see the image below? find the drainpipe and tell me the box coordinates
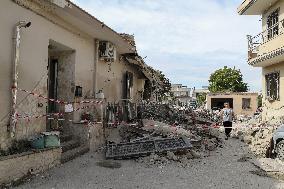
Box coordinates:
[10,21,31,138]
[93,39,99,96]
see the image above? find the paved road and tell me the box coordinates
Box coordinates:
[15,138,284,189]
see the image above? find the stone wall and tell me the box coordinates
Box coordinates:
[0,147,61,184]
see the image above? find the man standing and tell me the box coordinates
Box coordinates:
[220,102,234,140]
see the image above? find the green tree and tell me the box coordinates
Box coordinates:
[257,94,262,107]
[208,66,248,92]
[157,70,172,99]
[196,93,207,106]
[143,67,173,101]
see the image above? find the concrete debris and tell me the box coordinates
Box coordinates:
[135,149,198,168]
[251,158,284,173]
[142,119,200,140]
[204,138,219,151]
[166,151,178,161]
[136,153,170,167]
[194,108,221,124]
[189,149,201,159]
[105,103,223,165]
[138,102,194,125]
[232,115,279,157]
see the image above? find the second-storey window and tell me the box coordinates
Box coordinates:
[265,71,280,101]
[267,9,279,40]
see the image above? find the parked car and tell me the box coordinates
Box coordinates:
[266,125,284,160]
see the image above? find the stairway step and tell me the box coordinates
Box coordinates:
[60,134,73,143]
[61,140,80,153]
[61,145,89,163]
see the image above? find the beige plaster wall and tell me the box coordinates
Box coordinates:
[96,58,146,103]
[256,1,284,57]
[207,93,258,116]
[262,63,284,120]
[0,0,95,149]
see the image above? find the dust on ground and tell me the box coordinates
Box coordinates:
[13,138,284,189]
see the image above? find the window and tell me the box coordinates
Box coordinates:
[267,9,279,40]
[123,71,133,99]
[242,98,251,109]
[265,72,280,101]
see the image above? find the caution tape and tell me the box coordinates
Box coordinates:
[17,87,104,105]
[201,124,279,129]
[17,104,99,120]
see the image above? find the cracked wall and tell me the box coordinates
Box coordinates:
[97,58,146,103]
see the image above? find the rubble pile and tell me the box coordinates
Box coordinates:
[194,108,221,124]
[136,150,201,168]
[141,119,200,140]
[138,102,194,125]
[238,126,275,157]
[105,102,224,164]
[232,117,280,157]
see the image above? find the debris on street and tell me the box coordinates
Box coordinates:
[105,102,224,165]
[105,137,192,159]
[231,114,283,157]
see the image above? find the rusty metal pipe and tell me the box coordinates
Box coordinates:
[10,21,31,137]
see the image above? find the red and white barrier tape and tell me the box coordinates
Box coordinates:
[16,102,100,121]
[17,87,104,105]
[200,124,279,129]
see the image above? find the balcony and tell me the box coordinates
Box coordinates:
[238,0,278,15]
[247,19,284,67]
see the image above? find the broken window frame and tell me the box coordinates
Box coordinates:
[265,71,280,101]
[267,8,280,40]
[123,71,134,100]
[242,98,251,110]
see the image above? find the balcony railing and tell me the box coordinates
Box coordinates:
[247,19,284,60]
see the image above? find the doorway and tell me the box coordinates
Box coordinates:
[211,98,234,110]
[47,59,58,130]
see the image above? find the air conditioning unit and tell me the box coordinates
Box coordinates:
[99,41,116,61]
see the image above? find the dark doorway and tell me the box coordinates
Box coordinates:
[211,98,233,110]
[123,71,133,99]
[47,59,58,130]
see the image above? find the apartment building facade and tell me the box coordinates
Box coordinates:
[171,84,192,105]
[238,0,284,120]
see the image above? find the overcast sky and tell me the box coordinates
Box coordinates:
[72,0,262,91]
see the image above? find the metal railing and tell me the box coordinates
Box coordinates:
[247,19,284,55]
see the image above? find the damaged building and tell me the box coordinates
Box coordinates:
[206,92,258,116]
[171,84,192,106]
[238,0,284,120]
[0,0,159,182]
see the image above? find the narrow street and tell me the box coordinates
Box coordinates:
[15,139,284,189]
[2,0,284,188]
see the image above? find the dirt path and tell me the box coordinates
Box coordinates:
[14,138,284,189]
